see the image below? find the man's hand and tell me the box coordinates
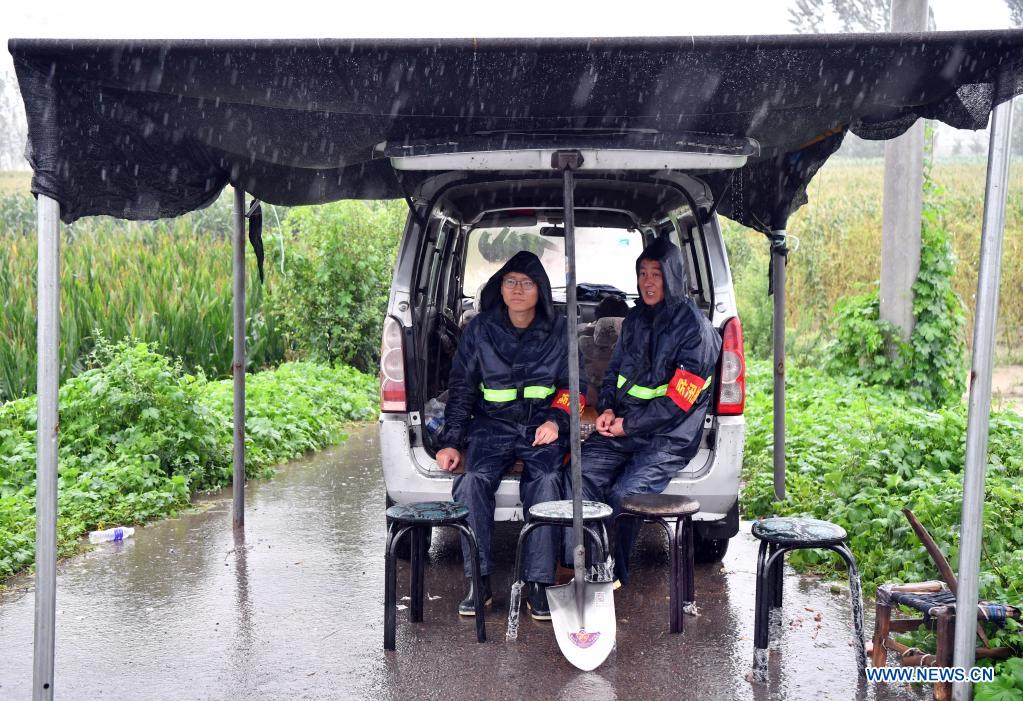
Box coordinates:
[595,409,617,436]
[435,447,462,472]
[608,418,626,437]
[533,420,559,446]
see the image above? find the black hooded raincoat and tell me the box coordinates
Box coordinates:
[437,251,586,450]
[600,237,721,452]
[438,250,585,584]
[570,238,722,584]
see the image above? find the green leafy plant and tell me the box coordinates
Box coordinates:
[741,359,1023,694]
[264,200,405,372]
[0,338,376,580]
[824,172,967,408]
[976,654,1023,701]
[0,192,287,401]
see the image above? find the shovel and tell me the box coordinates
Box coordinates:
[545,150,616,670]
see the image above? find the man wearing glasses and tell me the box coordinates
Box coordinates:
[435,250,585,621]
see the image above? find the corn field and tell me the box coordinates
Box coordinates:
[724,160,1023,361]
[0,196,287,401]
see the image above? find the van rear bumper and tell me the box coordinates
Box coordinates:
[379,414,744,524]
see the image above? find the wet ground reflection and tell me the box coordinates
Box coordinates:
[0,424,927,700]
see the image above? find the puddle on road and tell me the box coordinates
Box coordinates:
[1,424,928,700]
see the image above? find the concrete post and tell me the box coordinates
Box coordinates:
[880,0,928,341]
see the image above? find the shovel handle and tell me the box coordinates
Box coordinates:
[556,151,587,621]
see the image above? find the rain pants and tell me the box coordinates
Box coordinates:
[437,251,586,584]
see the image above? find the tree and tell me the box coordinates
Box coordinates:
[833,0,892,32]
[1007,0,1023,27]
[788,0,828,33]
[788,0,935,34]
[0,70,29,171]
[1008,0,1023,157]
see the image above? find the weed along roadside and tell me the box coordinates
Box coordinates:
[0,338,377,581]
[740,360,1023,697]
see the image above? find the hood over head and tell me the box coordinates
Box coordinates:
[635,238,690,307]
[479,250,556,321]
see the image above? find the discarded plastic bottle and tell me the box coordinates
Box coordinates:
[424,398,446,437]
[88,527,135,544]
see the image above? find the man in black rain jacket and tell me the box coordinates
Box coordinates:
[571,238,721,585]
[435,250,586,619]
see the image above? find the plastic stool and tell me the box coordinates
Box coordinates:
[505,499,613,638]
[384,501,486,650]
[751,516,866,681]
[616,493,700,634]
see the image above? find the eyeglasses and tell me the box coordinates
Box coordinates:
[502,277,537,291]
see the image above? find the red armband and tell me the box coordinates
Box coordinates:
[551,389,587,414]
[665,368,709,412]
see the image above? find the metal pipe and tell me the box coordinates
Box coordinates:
[33,194,60,701]
[771,231,787,501]
[562,162,585,622]
[232,187,246,530]
[951,98,1013,701]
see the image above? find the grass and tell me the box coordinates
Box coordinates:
[0,339,378,581]
[0,172,30,196]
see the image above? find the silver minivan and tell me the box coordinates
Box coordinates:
[378,136,748,562]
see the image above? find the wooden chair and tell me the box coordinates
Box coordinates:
[870,509,1020,701]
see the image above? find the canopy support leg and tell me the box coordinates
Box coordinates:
[33,194,60,701]
[232,187,246,530]
[770,230,787,501]
[951,99,1014,701]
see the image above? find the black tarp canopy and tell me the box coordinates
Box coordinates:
[8,32,1023,230]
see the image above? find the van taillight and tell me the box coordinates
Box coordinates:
[380,317,407,412]
[716,316,745,415]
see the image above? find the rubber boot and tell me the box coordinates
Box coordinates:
[527,581,551,621]
[458,575,492,616]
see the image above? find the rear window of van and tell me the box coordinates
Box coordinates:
[462,226,643,300]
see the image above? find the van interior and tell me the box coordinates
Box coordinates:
[406,173,720,454]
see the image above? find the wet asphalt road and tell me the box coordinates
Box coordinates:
[0,424,929,700]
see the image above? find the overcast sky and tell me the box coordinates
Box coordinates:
[3,0,1014,77]
[3,0,1014,42]
[1,0,1016,164]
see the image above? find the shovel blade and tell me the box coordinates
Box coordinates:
[547,579,616,671]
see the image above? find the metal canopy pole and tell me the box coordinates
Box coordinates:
[951,98,1014,701]
[232,187,246,530]
[770,231,787,501]
[33,194,61,701]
